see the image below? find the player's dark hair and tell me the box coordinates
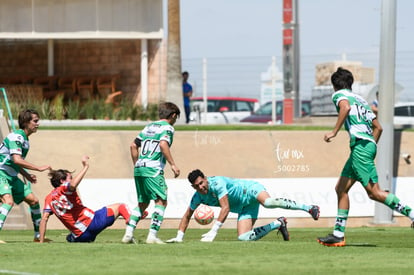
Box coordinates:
[188,169,205,184]
[18,109,39,129]
[48,169,73,188]
[159,102,181,119]
[331,67,354,91]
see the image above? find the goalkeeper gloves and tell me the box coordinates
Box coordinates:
[200,221,223,242]
[166,230,184,243]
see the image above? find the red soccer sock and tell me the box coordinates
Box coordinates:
[118,204,131,221]
[107,207,115,217]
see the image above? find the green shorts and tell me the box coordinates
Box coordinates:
[238,202,260,221]
[134,174,168,204]
[237,183,265,221]
[0,170,32,204]
[341,139,378,187]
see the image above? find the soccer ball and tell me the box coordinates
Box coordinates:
[194,204,214,225]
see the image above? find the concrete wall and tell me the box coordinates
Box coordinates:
[27,129,353,181]
[28,129,414,180]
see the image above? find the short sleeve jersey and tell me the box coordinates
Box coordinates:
[0,129,29,177]
[183,82,193,106]
[332,89,377,147]
[134,120,175,177]
[189,176,259,214]
[43,182,95,237]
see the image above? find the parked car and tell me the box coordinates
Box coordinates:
[240,100,311,124]
[189,96,259,124]
[240,101,283,124]
[394,102,414,125]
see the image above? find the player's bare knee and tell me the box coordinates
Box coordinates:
[334,186,346,195]
[367,191,385,202]
[27,198,39,206]
[335,189,348,198]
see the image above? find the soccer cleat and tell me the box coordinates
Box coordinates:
[146,236,166,244]
[309,205,320,220]
[33,237,53,243]
[411,221,414,229]
[121,234,137,244]
[277,217,290,241]
[0,239,6,244]
[317,234,345,247]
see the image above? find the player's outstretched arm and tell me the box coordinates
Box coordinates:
[38,212,51,243]
[12,154,51,172]
[200,196,229,242]
[69,156,90,191]
[166,207,193,243]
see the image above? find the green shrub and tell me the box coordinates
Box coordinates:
[40,100,52,120]
[3,97,159,121]
[65,100,81,120]
[51,94,65,120]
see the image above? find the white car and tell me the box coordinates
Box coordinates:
[394,102,414,125]
[189,96,259,124]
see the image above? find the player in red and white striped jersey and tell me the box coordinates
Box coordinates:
[39,156,131,243]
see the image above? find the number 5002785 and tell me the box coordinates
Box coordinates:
[275,164,310,173]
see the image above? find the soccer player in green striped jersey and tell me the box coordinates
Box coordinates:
[0,109,52,243]
[317,67,414,247]
[122,102,181,244]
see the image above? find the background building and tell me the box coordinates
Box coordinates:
[311,57,377,115]
[0,0,166,106]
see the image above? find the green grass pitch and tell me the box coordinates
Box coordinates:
[0,227,413,275]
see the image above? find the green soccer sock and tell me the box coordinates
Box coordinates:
[333,209,349,238]
[238,221,279,241]
[264,197,310,212]
[0,204,12,230]
[30,203,41,234]
[125,207,142,235]
[149,205,165,236]
[384,193,414,218]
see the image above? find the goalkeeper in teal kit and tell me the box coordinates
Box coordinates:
[167,169,320,242]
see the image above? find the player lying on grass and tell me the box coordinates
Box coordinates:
[167,169,320,243]
[38,156,131,243]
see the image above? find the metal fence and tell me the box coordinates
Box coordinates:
[182,50,414,106]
